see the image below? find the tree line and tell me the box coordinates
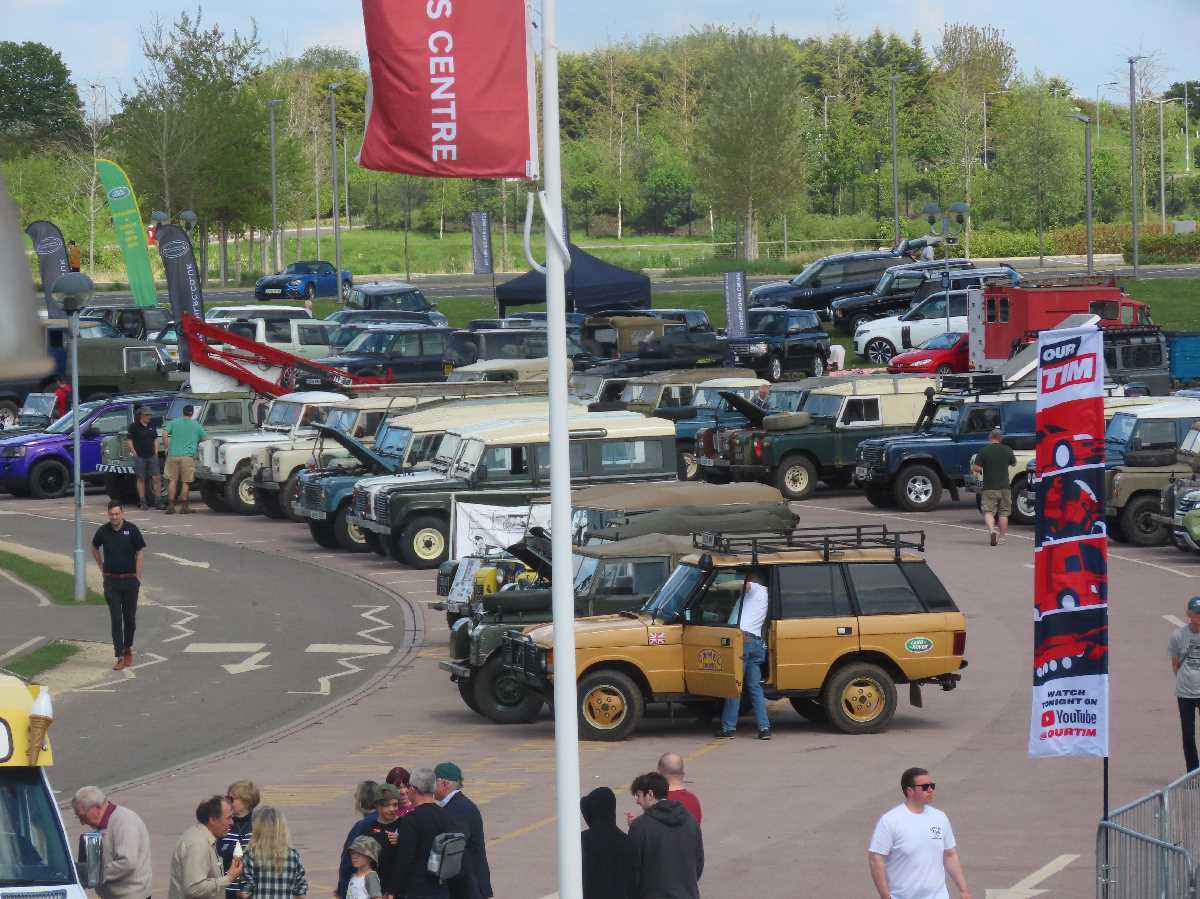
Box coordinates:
[2,14,1197,275]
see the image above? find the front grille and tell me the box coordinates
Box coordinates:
[715,431,731,455]
[502,635,544,679]
[303,482,323,509]
[373,492,390,523]
[859,444,884,466]
[728,341,753,355]
[353,490,369,518]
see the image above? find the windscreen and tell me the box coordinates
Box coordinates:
[802,393,843,418]
[693,387,755,409]
[619,383,658,404]
[0,768,75,887]
[643,563,704,618]
[747,310,788,335]
[165,397,196,421]
[374,426,413,458]
[929,404,960,431]
[790,259,820,287]
[573,556,600,593]
[18,395,56,417]
[570,374,603,400]
[286,262,320,275]
[434,433,463,469]
[343,331,399,355]
[264,402,303,429]
[46,401,104,434]
[323,408,359,435]
[767,390,806,412]
[78,321,122,339]
[1106,413,1136,447]
[920,332,963,350]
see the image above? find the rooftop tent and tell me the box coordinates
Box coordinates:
[495,243,651,316]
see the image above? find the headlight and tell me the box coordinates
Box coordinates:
[2,446,26,458]
[1111,473,1121,490]
[218,445,228,463]
[288,279,302,287]
[543,649,554,673]
[834,308,844,318]
[911,358,932,367]
[749,342,768,355]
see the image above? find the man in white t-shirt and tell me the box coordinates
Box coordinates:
[716,568,772,739]
[867,767,970,899]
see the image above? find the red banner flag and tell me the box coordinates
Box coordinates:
[360,0,538,179]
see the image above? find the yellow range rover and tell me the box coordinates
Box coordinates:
[502,525,967,741]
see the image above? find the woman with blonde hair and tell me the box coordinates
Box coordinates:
[239,806,308,899]
[221,781,261,899]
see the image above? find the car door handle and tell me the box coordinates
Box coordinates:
[720,637,731,646]
[836,626,853,636]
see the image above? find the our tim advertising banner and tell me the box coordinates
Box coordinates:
[359,0,539,179]
[1030,325,1109,759]
[155,224,203,367]
[25,220,68,317]
[96,160,157,307]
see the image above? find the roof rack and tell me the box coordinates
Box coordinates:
[694,524,926,563]
[1005,273,1122,289]
[937,372,1004,394]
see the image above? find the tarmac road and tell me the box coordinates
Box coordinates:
[7,485,1193,897]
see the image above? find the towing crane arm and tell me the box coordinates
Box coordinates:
[180,313,384,397]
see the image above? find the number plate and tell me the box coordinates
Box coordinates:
[266,288,282,295]
[699,456,714,466]
[855,466,867,480]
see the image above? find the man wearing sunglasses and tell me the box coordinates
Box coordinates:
[868,767,970,899]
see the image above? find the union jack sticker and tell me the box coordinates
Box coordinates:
[649,631,666,645]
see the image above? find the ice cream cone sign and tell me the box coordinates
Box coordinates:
[25,687,53,765]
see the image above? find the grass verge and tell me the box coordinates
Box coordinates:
[4,641,81,680]
[0,549,105,605]
[1124,279,1200,331]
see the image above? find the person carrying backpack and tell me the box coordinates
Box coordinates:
[384,768,462,899]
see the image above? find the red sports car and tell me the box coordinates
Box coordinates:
[886,332,969,375]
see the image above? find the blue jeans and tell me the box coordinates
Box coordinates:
[721,634,770,733]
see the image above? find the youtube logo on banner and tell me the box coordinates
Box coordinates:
[359,0,539,180]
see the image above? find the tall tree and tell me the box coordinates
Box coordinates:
[694,29,813,259]
[0,41,84,155]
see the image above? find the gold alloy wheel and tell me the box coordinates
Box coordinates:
[582,684,627,729]
[413,526,445,561]
[840,676,885,723]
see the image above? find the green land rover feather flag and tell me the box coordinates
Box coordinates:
[96,159,157,307]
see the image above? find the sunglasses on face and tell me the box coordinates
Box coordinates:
[911,783,936,792]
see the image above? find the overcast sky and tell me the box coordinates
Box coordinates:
[5,0,1196,106]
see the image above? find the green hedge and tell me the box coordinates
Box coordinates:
[966,230,1044,258]
[1122,232,1200,263]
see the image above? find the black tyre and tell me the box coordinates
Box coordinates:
[865,486,897,508]
[200,480,231,513]
[341,279,352,301]
[399,515,449,568]
[577,668,644,742]
[447,611,463,629]
[457,677,482,715]
[789,697,828,724]
[304,283,316,300]
[767,353,784,382]
[1107,516,1127,543]
[865,337,897,364]
[255,489,286,519]
[1120,494,1170,547]
[307,519,340,549]
[775,454,819,501]
[225,466,258,515]
[823,662,898,735]
[935,364,954,375]
[894,463,942,512]
[850,314,871,334]
[810,353,826,377]
[103,473,139,505]
[676,441,698,481]
[29,459,69,499]
[473,654,544,724]
[1010,475,1036,526]
[364,530,388,557]
[279,471,304,522]
[334,504,369,552]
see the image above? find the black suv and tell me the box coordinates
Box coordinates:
[79,304,173,340]
[828,260,978,334]
[340,282,449,326]
[317,324,454,381]
[747,245,920,316]
[728,308,830,381]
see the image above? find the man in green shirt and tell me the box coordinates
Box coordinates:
[972,427,1016,546]
[162,405,207,514]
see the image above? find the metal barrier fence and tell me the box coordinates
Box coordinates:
[1099,770,1200,896]
[1096,823,1196,898]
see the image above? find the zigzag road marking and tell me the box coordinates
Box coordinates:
[291,607,395,696]
[161,605,199,643]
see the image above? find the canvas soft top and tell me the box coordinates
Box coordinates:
[569,481,782,513]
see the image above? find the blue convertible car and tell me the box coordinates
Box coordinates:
[255,260,353,301]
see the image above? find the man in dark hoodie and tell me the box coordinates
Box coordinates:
[627,773,703,899]
[580,787,635,899]
[385,768,454,899]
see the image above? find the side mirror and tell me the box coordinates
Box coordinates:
[82,427,99,439]
[77,831,102,888]
[681,608,694,624]
[787,325,802,335]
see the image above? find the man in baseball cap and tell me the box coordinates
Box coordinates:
[1169,597,1200,773]
[434,764,492,899]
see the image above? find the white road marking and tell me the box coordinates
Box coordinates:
[185,642,267,653]
[0,636,45,662]
[1165,614,1187,627]
[154,552,210,569]
[984,852,1079,898]
[0,569,51,606]
[1023,563,1035,569]
[305,643,392,655]
[161,605,199,643]
[222,651,272,674]
[74,651,168,692]
[353,604,394,645]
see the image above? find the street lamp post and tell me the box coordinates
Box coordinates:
[1073,113,1095,274]
[890,75,901,245]
[328,84,342,300]
[1152,97,1184,231]
[983,90,1010,171]
[267,99,284,271]
[921,202,969,335]
[51,272,95,602]
[1096,81,1119,141]
[311,127,321,259]
[1186,81,1192,174]
[1129,56,1144,279]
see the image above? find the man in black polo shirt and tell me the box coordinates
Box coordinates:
[127,407,161,510]
[91,501,147,671]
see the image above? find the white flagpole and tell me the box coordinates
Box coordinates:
[541,0,583,895]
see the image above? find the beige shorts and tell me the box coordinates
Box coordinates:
[164,456,195,483]
[981,488,1012,517]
